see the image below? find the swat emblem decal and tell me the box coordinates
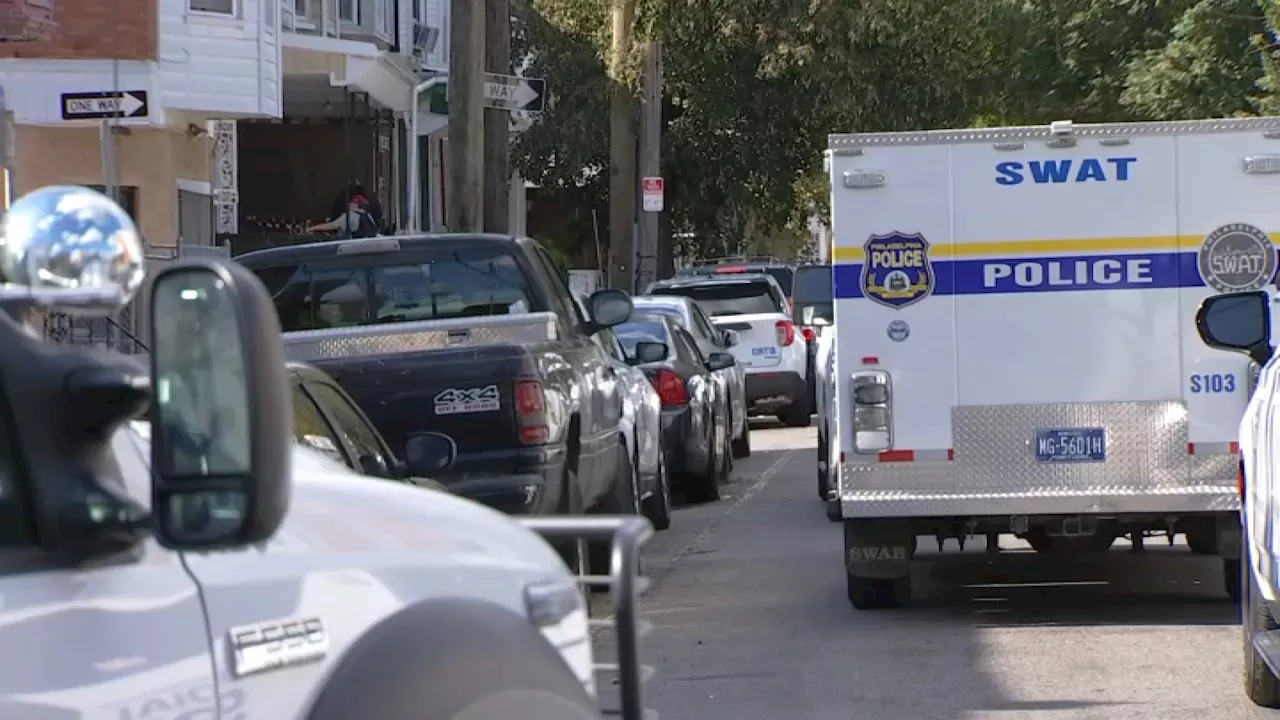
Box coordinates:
[861,232,934,309]
[1198,223,1276,293]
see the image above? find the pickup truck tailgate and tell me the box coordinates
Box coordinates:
[283,314,556,474]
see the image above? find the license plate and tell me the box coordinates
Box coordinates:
[1033,428,1106,463]
[751,346,778,357]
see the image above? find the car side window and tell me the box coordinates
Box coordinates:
[291,384,348,465]
[531,246,587,327]
[595,328,627,362]
[673,326,706,365]
[691,306,721,345]
[306,381,394,474]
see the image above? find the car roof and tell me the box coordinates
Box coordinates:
[235,233,530,266]
[650,272,777,288]
[634,295,694,311]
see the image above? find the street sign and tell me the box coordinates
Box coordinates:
[61,90,149,121]
[482,73,546,113]
[642,176,664,213]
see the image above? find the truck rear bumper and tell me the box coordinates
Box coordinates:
[838,400,1241,518]
[745,371,805,412]
[445,445,569,515]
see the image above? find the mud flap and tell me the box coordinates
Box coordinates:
[844,519,913,579]
[1218,514,1242,560]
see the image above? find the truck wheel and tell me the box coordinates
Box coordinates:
[778,395,811,427]
[817,429,829,499]
[732,422,751,458]
[304,599,599,720]
[1226,556,1243,604]
[846,572,912,610]
[825,499,842,523]
[641,449,672,531]
[1187,529,1219,555]
[1243,554,1280,707]
[589,442,639,575]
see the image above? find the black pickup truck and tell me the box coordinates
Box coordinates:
[236,234,639,531]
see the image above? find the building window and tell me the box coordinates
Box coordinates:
[337,0,357,23]
[410,0,420,21]
[189,0,235,15]
[293,0,309,21]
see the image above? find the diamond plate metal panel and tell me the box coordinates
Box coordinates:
[838,401,1239,518]
[952,401,1185,492]
[828,117,1280,150]
[283,312,558,363]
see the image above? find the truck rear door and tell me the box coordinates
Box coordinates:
[949,129,1187,504]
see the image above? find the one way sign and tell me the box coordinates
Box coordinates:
[482,74,546,113]
[61,90,149,121]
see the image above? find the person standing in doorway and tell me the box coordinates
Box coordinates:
[307,192,380,239]
[329,181,384,231]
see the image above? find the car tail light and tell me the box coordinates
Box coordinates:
[515,379,549,444]
[775,320,796,347]
[650,369,689,406]
[801,326,816,343]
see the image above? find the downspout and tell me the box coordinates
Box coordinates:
[408,75,447,233]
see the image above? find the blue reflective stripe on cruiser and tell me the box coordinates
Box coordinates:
[832,251,1270,298]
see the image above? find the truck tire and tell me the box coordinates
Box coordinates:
[732,422,751,458]
[640,448,672,531]
[847,572,912,610]
[817,428,829,499]
[1187,528,1218,555]
[589,441,639,575]
[1243,554,1280,708]
[305,599,599,720]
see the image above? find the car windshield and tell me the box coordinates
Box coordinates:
[650,282,778,317]
[703,266,793,295]
[616,319,670,356]
[792,265,833,323]
[633,302,686,327]
[248,247,534,331]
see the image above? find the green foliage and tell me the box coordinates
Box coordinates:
[511,0,1280,263]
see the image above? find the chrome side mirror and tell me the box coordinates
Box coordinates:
[0,185,145,314]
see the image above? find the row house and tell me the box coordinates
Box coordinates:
[0,0,450,250]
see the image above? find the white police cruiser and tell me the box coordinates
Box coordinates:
[825,117,1280,609]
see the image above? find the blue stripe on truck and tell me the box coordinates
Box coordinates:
[832,250,1257,299]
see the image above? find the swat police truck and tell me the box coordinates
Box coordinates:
[826,118,1280,609]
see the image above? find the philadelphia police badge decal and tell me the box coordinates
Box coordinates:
[861,232,934,309]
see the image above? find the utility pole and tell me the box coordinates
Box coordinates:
[448,0,485,232]
[607,0,638,292]
[636,41,661,290]
[482,0,512,233]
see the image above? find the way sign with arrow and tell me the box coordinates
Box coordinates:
[61,90,149,121]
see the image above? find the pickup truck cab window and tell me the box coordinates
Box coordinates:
[528,246,585,327]
[253,247,536,332]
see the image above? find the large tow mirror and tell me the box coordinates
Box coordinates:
[587,288,633,329]
[1195,291,1274,366]
[149,259,292,550]
[405,432,457,477]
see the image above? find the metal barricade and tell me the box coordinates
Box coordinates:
[519,516,656,720]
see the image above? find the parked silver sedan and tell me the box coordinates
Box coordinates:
[633,295,750,457]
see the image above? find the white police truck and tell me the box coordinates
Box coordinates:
[827,117,1280,609]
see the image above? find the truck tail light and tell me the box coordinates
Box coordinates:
[850,370,892,453]
[515,379,549,444]
[775,320,796,347]
[650,369,689,406]
[801,326,816,344]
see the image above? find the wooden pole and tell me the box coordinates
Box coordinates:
[607,0,638,291]
[447,0,485,231]
[483,0,511,233]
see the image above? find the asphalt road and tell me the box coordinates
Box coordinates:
[596,420,1280,720]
